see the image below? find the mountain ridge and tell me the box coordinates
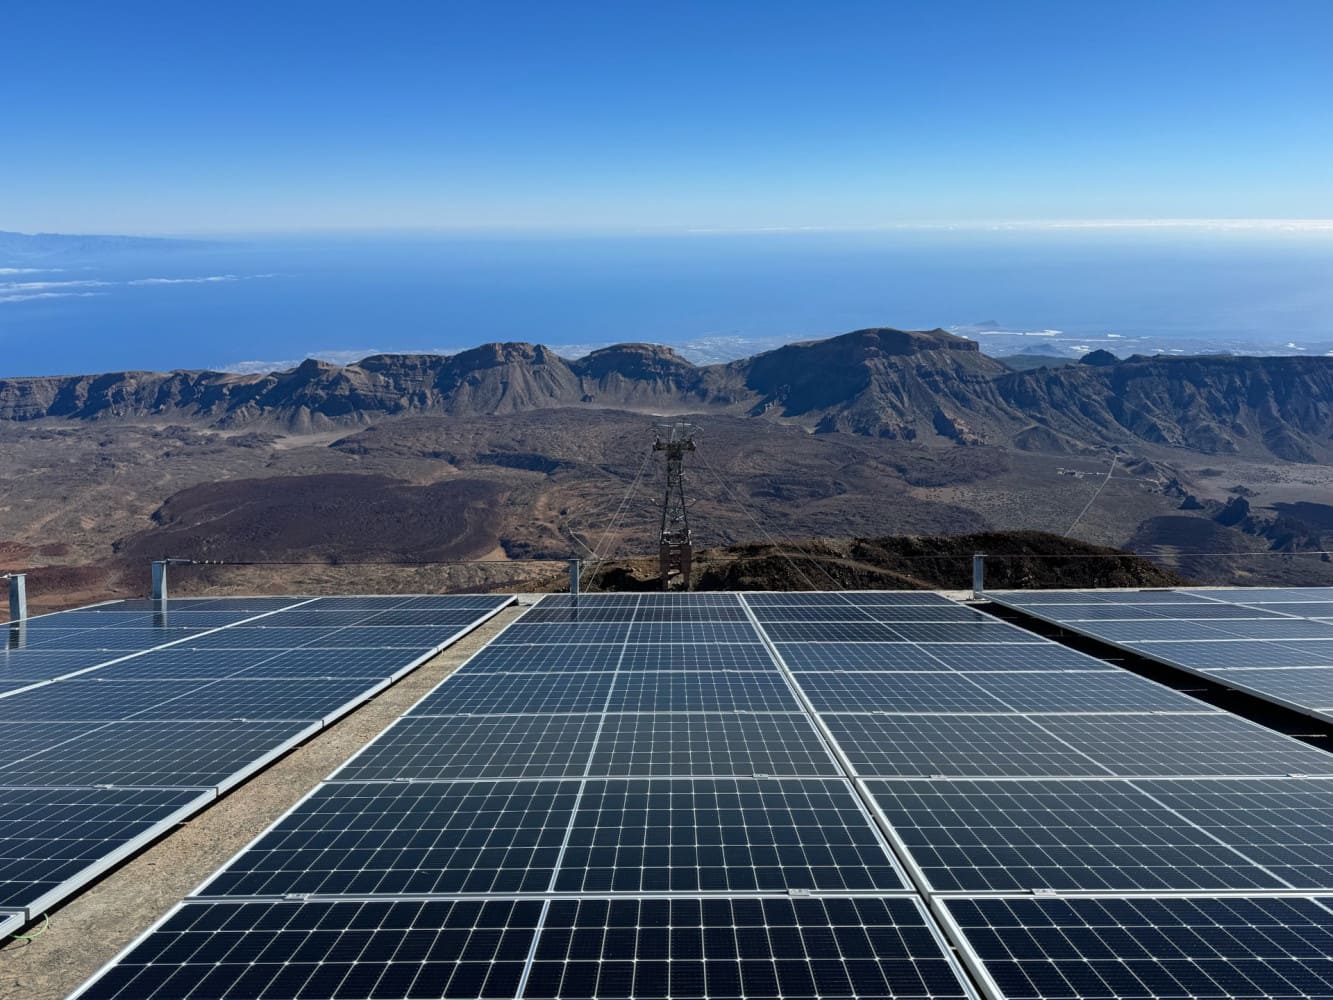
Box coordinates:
[1,326,1331,461]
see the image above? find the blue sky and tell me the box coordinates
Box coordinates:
[5,0,1332,234]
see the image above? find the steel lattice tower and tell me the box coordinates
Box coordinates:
[652,422,697,591]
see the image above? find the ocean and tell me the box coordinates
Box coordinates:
[1,229,1331,377]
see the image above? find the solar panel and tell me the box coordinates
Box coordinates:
[0,719,320,790]
[775,642,951,671]
[0,678,206,721]
[626,622,761,644]
[201,780,579,897]
[0,785,212,914]
[528,896,973,1000]
[1034,713,1333,777]
[1136,778,1333,889]
[919,643,1120,672]
[605,672,803,713]
[586,712,839,777]
[821,713,1112,778]
[617,643,776,671]
[410,671,616,715]
[942,895,1333,1000]
[761,622,903,643]
[1200,667,1333,707]
[552,777,908,893]
[72,897,545,1000]
[990,589,1333,727]
[792,672,1013,713]
[1124,638,1333,669]
[864,778,1286,892]
[461,643,626,673]
[336,713,602,781]
[498,623,634,645]
[960,671,1213,713]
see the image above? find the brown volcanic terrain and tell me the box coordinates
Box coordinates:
[1,326,1332,606]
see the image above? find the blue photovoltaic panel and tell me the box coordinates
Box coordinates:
[526,896,972,1000]
[586,712,839,777]
[0,719,320,789]
[73,897,545,1000]
[202,780,579,897]
[0,679,207,721]
[792,671,1013,713]
[552,777,908,893]
[336,713,603,781]
[1134,778,1333,889]
[605,672,802,713]
[959,670,1213,713]
[1034,713,1333,777]
[0,785,211,913]
[460,643,626,673]
[943,895,1333,1000]
[821,713,1113,778]
[864,778,1286,892]
[991,588,1333,727]
[498,623,634,645]
[410,671,616,715]
[776,642,951,671]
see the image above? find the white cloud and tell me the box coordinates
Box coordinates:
[128,274,242,286]
[0,267,61,275]
[0,279,115,303]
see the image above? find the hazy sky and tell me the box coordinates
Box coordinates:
[6,1,1332,234]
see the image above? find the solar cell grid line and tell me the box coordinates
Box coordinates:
[990,589,1333,727]
[0,678,210,722]
[959,671,1217,714]
[0,718,324,791]
[915,644,1117,672]
[333,713,604,781]
[497,622,634,645]
[820,713,1116,779]
[626,621,764,644]
[1186,666,1333,708]
[70,896,548,1000]
[0,785,215,918]
[458,643,627,673]
[410,671,617,716]
[0,721,112,760]
[1120,638,1333,669]
[861,777,1292,894]
[616,643,777,671]
[775,642,956,671]
[794,671,1014,714]
[604,671,804,713]
[1029,712,1333,778]
[551,776,910,893]
[1185,586,1333,604]
[937,894,1333,1000]
[197,778,585,898]
[1133,777,1333,890]
[525,895,976,1000]
[128,675,400,725]
[0,596,319,694]
[585,711,841,778]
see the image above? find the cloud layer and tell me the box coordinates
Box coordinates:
[0,273,274,304]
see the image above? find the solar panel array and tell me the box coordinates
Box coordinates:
[753,591,1333,999]
[0,593,512,936]
[989,587,1333,729]
[74,588,1333,1000]
[74,592,976,1000]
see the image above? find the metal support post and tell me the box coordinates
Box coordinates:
[972,553,986,597]
[5,574,26,622]
[152,561,168,602]
[568,558,581,597]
